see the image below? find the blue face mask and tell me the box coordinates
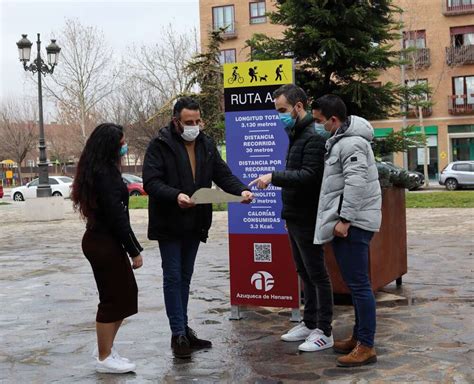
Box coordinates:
[119,143,128,157]
[278,111,296,132]
[314,123,331,139]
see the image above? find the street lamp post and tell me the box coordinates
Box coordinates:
[16,34,60,198]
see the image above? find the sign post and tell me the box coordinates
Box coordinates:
[223,59,300,321]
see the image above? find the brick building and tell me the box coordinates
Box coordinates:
[199,0,474,178]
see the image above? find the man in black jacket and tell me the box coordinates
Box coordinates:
[143,97,253,359]
[250,85,333,352]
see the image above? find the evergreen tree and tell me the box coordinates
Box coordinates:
[247,0,402,119]
[186,29,225,143]
[372,125,426,159]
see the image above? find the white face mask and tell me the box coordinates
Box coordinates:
[181,125,200,142]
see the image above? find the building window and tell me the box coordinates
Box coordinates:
[452,138,474,161]
[447,0,474,10]
[249,1,266,24]
[451,25,474,47]
[213,5,235,33]
[219,49,236,64]
[449,125,474,161]
[448,0,474,5]
[405,79,430,114]
[453,75,474,105]
[403,30,426,49]
[408,135,439,180]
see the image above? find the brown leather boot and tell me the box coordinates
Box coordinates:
[333,336,358,354]
[336,342,377,367]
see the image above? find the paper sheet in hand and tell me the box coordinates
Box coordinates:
[191,188,243,204]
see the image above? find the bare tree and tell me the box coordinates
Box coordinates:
[129,24,198,101]
[46,123,81,172]
[101,78,172,164]
[43,19,118,141]
[126,101,173,163]
[0,98,38,184]
[97,25,197,164]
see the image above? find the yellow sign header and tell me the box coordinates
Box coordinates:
[223,59,294,89]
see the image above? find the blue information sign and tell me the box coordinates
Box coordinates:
[225,109,288,235]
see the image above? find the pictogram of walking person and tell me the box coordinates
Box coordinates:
[275,64,285,81]
[249,66,258,83]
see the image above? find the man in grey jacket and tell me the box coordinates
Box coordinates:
[250,85,334,353]
[312,95,382,368]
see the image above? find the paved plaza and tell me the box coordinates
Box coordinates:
[0,201,473,383]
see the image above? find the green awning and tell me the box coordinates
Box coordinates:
[406,125,438,136]
[374,126,437,138]
[374,128,393,138]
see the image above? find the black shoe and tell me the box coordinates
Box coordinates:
[171,335,192,359]
[186,326,212,349]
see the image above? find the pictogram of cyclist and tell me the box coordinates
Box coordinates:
[228,66,244,84]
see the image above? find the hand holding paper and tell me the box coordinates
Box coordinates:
[177,193,196,209]
[191,188,253,204]
[240,190,253,204]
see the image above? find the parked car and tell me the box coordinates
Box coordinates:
[439,161,474,190]
[376,161,425,191]
[122,173,146,196]
[11,176,73,201]
[0,185,3,199]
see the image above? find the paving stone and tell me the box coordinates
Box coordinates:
[0,203,473,382]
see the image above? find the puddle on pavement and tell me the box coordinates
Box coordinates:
[205,307,229,314]
[18,350,51,366]
[201,320,221,325]
[194,296,224,303]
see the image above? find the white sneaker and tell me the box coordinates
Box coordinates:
[92,345,130,362]
[281,323,313,342]
[298,328,334,352]
[95,354,136,374]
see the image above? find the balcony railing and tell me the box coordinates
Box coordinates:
[404,48,431,68]
[446,45,474,66]
[213,22,237,39]
[406,106,433,118]
[448,94,474,115]
[443,0,474,15]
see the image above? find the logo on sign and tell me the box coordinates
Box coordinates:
[251,271,274,292]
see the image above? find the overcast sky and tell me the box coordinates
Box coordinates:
[0,0,200,120]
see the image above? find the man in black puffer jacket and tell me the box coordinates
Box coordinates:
[250,85,333,353]
[143,97,253,359]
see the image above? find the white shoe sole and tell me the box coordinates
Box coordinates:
[92,347,130,363]
[96,365,135,374]
[298,342,334,352]
[281,334,311,342]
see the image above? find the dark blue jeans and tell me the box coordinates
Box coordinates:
[159,237,201,336]
[332,226,376,347]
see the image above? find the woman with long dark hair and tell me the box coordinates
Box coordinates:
[72,123,143,374]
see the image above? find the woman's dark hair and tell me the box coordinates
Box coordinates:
[72,123,124,218]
